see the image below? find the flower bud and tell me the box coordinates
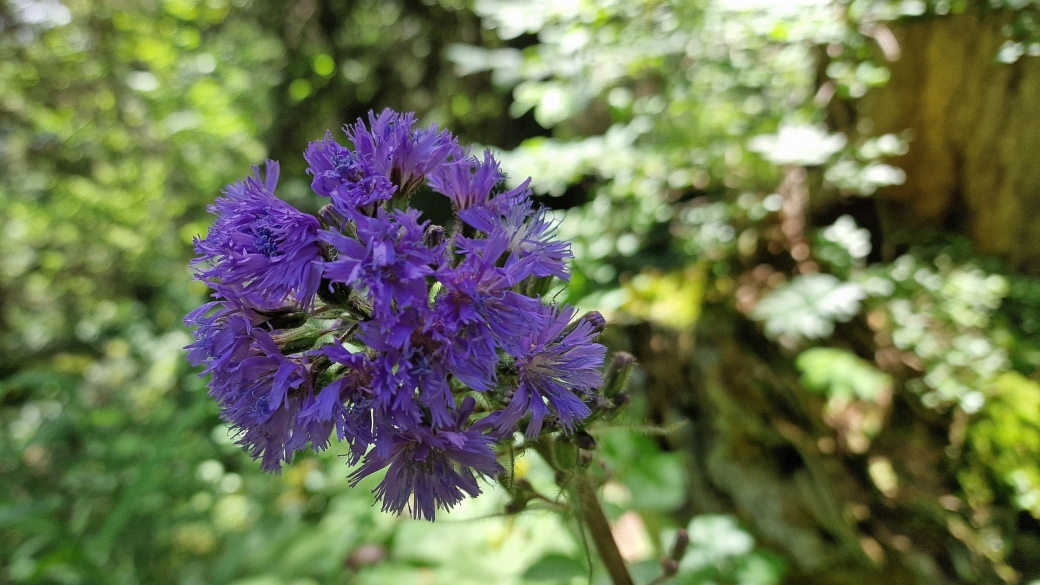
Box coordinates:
[272,323,325,354]
[318,204,345,230]
[602,351,635,399]
[574,430,597,451]
[583,311,606,335]
[423,224,445,249]
[564,310,606,338]
[523,274,556,297]
[318,279,353,307]
[256,307,308,330]
[659,558,679,577]
[670,529,690,562]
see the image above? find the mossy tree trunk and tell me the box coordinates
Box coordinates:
[848,9,1040,271]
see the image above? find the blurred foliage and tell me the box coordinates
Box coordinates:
[0,0,713,583]
[7,0,1040,583]
[751,273,865,339]
[1,0,282,580]
[965,373,1040,518]
[796,348,892,401]
[668,515,784,585]
[456,0,1040,582]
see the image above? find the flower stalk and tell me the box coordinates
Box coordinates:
[529,432,635,585]
[574,472,635,585]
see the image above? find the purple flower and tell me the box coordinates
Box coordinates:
[186,109,610,521]
[435,231,546,362]
[459,187,572,282]
[184,300,254,376]
[490,305,606,438]
[351,397,500,520]
[357,308,463,429]
[320,208,443,320]
[193,161,323,307]
[304,132,396,215]
[297,343,377,465]
[427,150,502,211]
[345,109,460,195]
[185,297,324,472]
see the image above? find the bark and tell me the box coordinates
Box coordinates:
[848,9,1040,271]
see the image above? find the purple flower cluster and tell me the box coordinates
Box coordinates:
[186,110,606,520]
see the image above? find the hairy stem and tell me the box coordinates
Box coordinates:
[530,437,634,585]
[573,471,635,585]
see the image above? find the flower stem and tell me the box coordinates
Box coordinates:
[530,437,634,585]
[573,471,635,585]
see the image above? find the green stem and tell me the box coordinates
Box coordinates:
[573,472,635,585]
[530,437,634,585]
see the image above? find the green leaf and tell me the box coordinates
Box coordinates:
[599,432,687,512]
[734,552,785,585]
[522,554,587,581]
[751,274,865,339]
[795,348,892,400]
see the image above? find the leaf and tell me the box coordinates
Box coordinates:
[751,274,865,339]
[522,554,587,581]
[598,432,687,512]
[686,515,754,560]
[796,348,892,400]
[625,452,687,512]
[678,515,760,575]
[747,124,846,166]
[734,552,785,585]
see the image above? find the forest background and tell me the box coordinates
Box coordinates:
[5,0,1040,583]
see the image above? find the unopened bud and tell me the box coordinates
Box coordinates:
[574,430,597,451]
[602,352,635,399]
[582,311,606,335]
[423,225,445,249]
[670,529,690,562]
[563,311,606,338]
[256,307,308,330]
[659,557,679,576]
[318,279,353,307]
[318,204,346,231]
[272,324,323,354]
[504,499,527,515]
[524,274,555,297]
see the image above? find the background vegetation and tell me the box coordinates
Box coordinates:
[4,0,1040,583]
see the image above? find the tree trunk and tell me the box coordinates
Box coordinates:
[852,9,1040,271]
